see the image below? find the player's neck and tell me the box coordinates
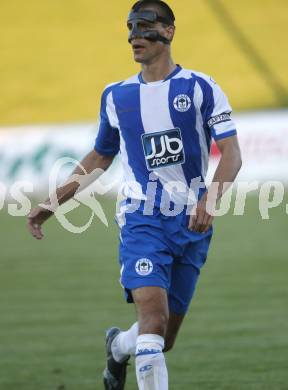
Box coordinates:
[140,55,176,83]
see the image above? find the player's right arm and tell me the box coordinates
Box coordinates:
[27,150,114,240]
[27,84,121,240]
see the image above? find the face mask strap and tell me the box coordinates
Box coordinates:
[128,10,172,26]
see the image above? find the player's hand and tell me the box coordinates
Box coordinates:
[27,206,53,240]
[188,194,214,233]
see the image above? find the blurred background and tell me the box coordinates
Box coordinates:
[0,1,287,389]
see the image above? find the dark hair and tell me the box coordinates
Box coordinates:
[131,0,175,25]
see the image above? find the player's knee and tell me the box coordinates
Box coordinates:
[135,299,168,335]
[133,287,169,335]
[140,311,168,336]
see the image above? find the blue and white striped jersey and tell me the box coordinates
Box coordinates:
[95,65,237,205]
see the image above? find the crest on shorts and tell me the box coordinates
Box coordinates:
[135,258,153,276]
[173,94,191,112]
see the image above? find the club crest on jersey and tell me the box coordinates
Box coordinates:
[173,94,191,112]
[135,258,153,276]
[141,128,185,170]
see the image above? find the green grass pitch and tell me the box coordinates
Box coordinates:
[0,196,287,389]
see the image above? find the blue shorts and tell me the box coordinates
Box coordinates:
[116,202,213,315]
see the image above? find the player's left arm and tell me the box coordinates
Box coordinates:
[189,134,242,233]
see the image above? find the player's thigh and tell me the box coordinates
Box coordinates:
[164,263,199,352]
[118,210,173,309]
[168,233,212,315]
[168,262,200,317]
[132,286,169,336]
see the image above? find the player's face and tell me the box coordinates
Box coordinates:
[128,20,171,64]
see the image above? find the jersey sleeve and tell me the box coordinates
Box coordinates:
[94,88,120,156]
[200,77,237,141]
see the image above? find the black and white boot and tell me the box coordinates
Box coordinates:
[103,327,130,390]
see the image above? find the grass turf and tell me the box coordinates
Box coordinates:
[0,195,287,389]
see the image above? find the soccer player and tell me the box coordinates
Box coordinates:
[27,1,242,389]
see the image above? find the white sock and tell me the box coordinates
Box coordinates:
[111,322,138,362]
[135,334,168,390]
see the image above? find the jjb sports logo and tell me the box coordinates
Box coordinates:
[141,128,185,170]
[135,258,153,276]
[173,94,191,112]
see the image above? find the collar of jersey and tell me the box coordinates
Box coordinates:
[138,64,182,84]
